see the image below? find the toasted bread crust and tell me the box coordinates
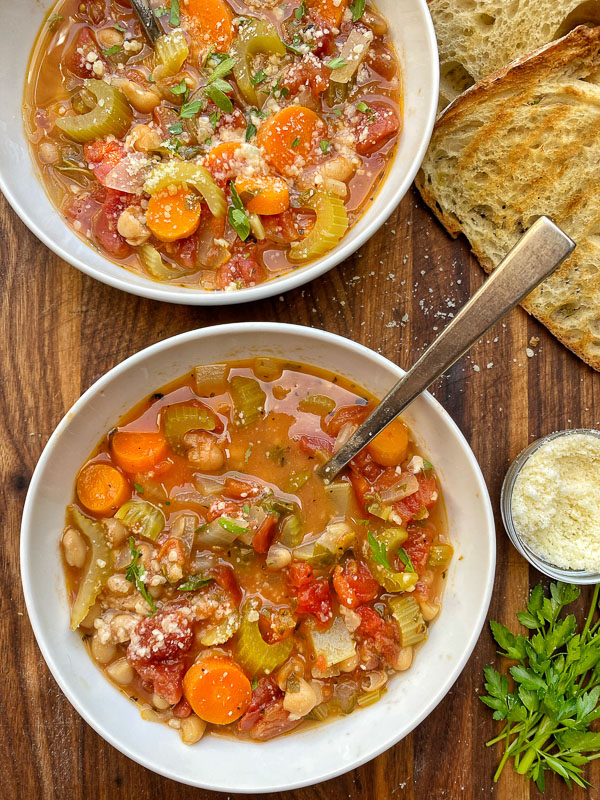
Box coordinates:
[416,25,600,370]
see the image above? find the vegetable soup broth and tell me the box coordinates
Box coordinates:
[25,0,402,290]
[63,358,450,744]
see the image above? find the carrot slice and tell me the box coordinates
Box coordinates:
[181,0,234,52]
[146,186,202,243]
[111,431,168,473]
[183,657,252,725]
[205,141,242,183]
[256,106,323,173]
[307,0,350,26]
[367,418,409,467]
[76,463,131,516]
[235,175,290,215]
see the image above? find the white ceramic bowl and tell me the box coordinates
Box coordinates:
[1,1,438,305]
[21,323,495,791]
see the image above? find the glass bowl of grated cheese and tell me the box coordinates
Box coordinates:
[501,429,600,585]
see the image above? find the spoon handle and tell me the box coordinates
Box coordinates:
[131,0,163,43]
[318,216,575,482]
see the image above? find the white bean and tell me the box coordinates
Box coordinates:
[91,634,116,664]
[112,77,161,114]
[106,657,135,685]
[179,715,207,745]
[62,527,86,569]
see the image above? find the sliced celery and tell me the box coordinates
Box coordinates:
[366,527,419,592]
[196,517,246,547]
[143,162,226,218]
[280,513,303,547]
[389,595,427,646]
[427,544,453,569]
[253,357,281,381]
[163,404,217,456]
[365,493,393,521]
[285,470,311,494]
[261,497,296,516]
[294,521,354,566]
[307,703,329,721]
[325,481,353,518]
[115,500,165,541]
[155,29,189,76]
[56,79,133,143]
[231,19,286,105]
[298,394,335,416]
[357,688,383,707]
[229,376,266,427]
[234,600,293,676]
[308,616,355,670]
[194,364,229,396]
[68,507,112,630]
[139,244,182,281]
[290,192,348,262]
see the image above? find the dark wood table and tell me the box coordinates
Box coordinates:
[2,185,599,800]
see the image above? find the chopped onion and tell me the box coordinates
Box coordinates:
[380,473,419,503]
[328,28,373,85]
[334,422,356,453]
[103,151,153,193]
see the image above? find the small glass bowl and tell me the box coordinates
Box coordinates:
[501,429,600,585]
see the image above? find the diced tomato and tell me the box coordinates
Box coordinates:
[348,467,370,511]
[351,100,401,156]
[333,559,379,608]
[173,696,192,718]
[215,250,267,290]
[224,476,258,499]
[287,561,314,590]
[304,14,336,56]
[67,27,102,78]
[258,605,296,644]
[209,103,246,138]
[403,526,434,572]
[206,497,239,522]
[84,139,126,184]
[252,513,278,554]
[393,474,438,524]
[238,677,300,740]
[92,190,131,258]
[366,39,397,82]
[165,236,198,270]
[325,403,371,437]
[296,434,334,457]
[62,188,104,236]
[152,106,180,138]
[157,537,185,566]
[283,55,331,97]
[349,448,382,484]
[210,564,242,604]
[295,578,333,627]
[356,605,399,663]
[374,466,404,493]
[260,211,301,244]
[238,677,282,732]
[135,661,188,705]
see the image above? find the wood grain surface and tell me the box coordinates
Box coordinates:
[2,185,600,800]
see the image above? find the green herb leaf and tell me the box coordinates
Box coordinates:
[154,6,169,17]
[102,45,122,56]
[245,121,257,141]
[397,547,415,572]
[333,108,343,117]
[48,14,63,29]
[327,57,348,70]
[291,137,300,148]
[114,21,127,32]
[170,78,189,96]
[170,0,180,27]
[178,574,214,591]
[207,56,236,83]
[179,100,203,119]
[218,516,249,535]
[350,0,365,21]
[133,482,145,494]
[295,2,306,19]
[204,84,234,113]
[422,459,433,470]
[228,182,251,241]
[367,531,391,570]
[251,69,267,87]
[125,536,157,614]
[252,676,258,690]
[168,121,184,135]
[320,139,331,153]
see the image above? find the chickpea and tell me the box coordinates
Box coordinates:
[39,141,59,164]
[110,613,138,643]
[393,646,413,671]
[62,527,86,569]
[138,542,154,569]
[152,693,171,710]
[112,77,161,114]
[179,715,206,745]
[319,156,355,183]
[107,574,132,595]
[283,677,318,718]
[128,123,161,153]
[117,206,150,247]
[106,657,135,686]
[419,600,440,622]
[91,634,116,664]
[96,27,124,49]
[184,431,224,472]
[103,517,128,547]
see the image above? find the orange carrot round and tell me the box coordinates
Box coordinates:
[146,186,202,243]
[367,418,409,467]
[205,141,242,181]
[235,176,290,215]
[183,657,252,725]
[76,463,131,516]
[111,431,168,473]
[256,106,323,173]
[181,0,234,52]
[307,0,350,26]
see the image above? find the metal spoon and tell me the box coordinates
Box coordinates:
[318,216,575,483]
[130,0,162,44]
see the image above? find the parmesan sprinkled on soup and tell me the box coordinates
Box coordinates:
[511,432,600,571]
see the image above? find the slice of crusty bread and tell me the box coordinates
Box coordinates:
[429,0,600,107]
[416,25,600,370]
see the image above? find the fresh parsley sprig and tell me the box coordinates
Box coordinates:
[125,536,157,614]
[481,581,600,792]
[228,182,251,241]
[367,531,391,570]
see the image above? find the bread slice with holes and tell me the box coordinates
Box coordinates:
[429,0,600,107]
[416,25,600,370]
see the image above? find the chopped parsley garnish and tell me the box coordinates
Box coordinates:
[244,444,253,461]
[101,45,122,56]
[209,110,220,130]
[228,182,251,241]
[133,482,145,494]
[320,139,331,153]
[291,136,300,148]
[178,575,214,591]
[397,547,415,572]
[350,0,366,22]
[162,136,183,154]
[285,35,305,56]
[218,517,249,535]
[327,57,348,70]
[179,100,203,119]
[245,121,257,141]
[48,14,63,30]
[357,101,375,119]
[125,537,157,613]
[207,56,236,83]
[148,73,155,82]
[243,503,251,514]
[114,21,127,33]
[367,531,391,570]
[251,69,267,87]
[169,0,180,27]
[295,2,306,19]
[332,108,343,117]
[204,83,233,113]
[168,121,184,135]
[251,676,259,690]
[423,459,433,471]
[154,6,169,17]
[170,78,189,98]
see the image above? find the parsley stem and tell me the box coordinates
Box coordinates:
[515,715,555,775]
[582,583,600,641]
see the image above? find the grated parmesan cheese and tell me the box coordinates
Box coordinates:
[511,433,600,571]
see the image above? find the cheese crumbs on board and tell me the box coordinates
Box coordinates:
[511,433,600,571]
